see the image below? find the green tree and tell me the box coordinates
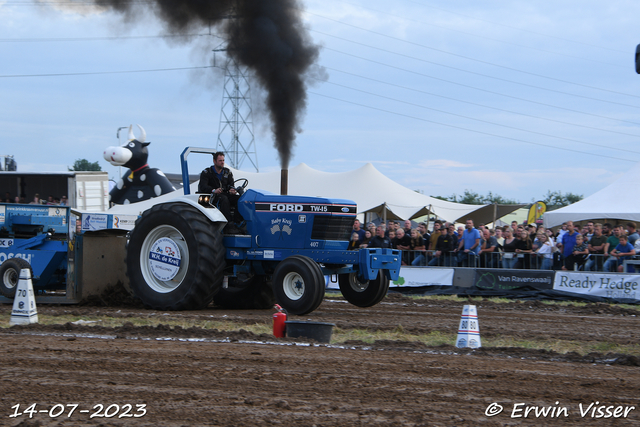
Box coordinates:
[565,192,583,205]
[458,190,483,205]
[541,190,583,209]
[69,159,102,171]
[481,191,519,205]
[432,190,519,205]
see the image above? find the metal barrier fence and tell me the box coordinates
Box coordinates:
[401,250,640,272]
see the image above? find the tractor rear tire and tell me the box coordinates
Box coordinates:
[213,275,275,310]
[126,203,225,310]
[0,258,32,298]
[338,271,389,307]
[272,256,324,315]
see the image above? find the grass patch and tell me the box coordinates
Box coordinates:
[333,328,454,347]
[396,294,511,304]
[0,312,273,336]
[478,336,640,357]
[2,311,638,356]
[393,294,640,312]
[2,296,639,356]
[329,328,640,356]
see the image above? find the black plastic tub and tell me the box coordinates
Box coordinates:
[285,321,335,343]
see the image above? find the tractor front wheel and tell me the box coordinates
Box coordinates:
[338,271,389,307]
[272,256,324,315]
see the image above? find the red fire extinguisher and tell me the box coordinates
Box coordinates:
[273,304,287,338]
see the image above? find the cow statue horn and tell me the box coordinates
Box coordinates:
[127,124,146,143]
[137,124,146,143]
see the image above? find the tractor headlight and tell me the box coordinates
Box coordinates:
[198,195,212,207]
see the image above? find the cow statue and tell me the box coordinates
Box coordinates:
[103,124,175,205]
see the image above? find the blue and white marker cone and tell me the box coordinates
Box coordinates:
[456,304,481,348]
[10,269,39,326]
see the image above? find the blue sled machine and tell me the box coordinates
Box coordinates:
[123,147,401,315]
[0,203,133,304]
[0,204,69,299]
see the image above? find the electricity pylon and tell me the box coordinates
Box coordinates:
[214,47,259,172]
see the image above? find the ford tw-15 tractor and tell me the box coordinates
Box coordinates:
[123,148,401,315]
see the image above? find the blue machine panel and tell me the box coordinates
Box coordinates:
[0,204,68,233]
[0,203,70,291]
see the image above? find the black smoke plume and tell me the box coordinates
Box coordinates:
[72,0,321,169]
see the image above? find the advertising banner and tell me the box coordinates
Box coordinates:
[325,267,454,290]
[390,267,454,288]
[474,269,554,292]
[111,214,138,230]
[527,201,546,224]
[554,272,640,302]
[81,213,108,231]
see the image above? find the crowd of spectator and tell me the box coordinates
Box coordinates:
[2,192,68,206]
[351,218,640,273]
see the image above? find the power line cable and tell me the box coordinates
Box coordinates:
[9,0,638,150]
[314,77,640,156]
[14,2,632,101]
[334,0,624,68]
[308,24,640,103]
[5,0,156,4]
[310,90,637,163]
[322,46,640,127]
[0,33,219,42]
[18,0,628,56]
[402,0,629,54]
[0,65,213,78]
[4,28,637,131]
[326,66,640,139]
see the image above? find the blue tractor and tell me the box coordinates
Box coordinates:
[125,148,401,315]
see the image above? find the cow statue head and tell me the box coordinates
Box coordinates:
[103,124,149,170]
[103,124,175,205]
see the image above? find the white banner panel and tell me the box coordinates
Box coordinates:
[554,272,640,301]
[391,267,454,288]
[325,267,454,290]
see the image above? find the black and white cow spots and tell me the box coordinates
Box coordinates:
[103,124,175,205]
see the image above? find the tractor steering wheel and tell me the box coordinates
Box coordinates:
[234,178,249,195]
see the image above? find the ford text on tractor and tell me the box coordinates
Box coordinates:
[125,148,401,315]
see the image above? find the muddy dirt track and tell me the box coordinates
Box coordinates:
[2,294,640,426]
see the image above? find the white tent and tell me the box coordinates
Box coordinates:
[224,163,523,224]
[544,162,640,228]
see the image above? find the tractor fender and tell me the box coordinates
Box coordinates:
[155,195,228,227]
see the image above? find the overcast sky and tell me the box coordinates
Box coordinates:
[2,0,640,203]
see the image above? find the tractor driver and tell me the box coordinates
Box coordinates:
[198,152,244,233]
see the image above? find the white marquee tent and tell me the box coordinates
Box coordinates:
[544,162,640,228]
[110,162,523,224]
[224,162,523,224]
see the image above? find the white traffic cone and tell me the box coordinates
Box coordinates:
[455,304,481,348]
[10,268,38,326]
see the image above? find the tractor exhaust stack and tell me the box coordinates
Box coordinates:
[281,169,288,195]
